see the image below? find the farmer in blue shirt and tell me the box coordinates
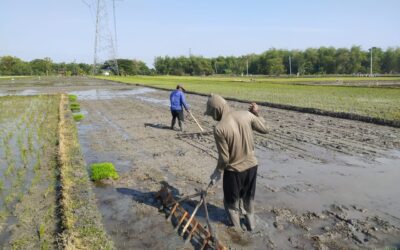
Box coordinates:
[170,84,190,131]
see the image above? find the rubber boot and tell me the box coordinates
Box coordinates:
[171,118,176,130]
[179,122,184,132]
[245,213,256,231]
[226,208,241,230]
[243,199,255,231]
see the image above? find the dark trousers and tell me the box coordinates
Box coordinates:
[223,165,257,213]
[171,110,184,129]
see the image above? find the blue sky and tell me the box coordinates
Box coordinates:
[0,0,399,67]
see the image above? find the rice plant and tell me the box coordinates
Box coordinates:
[90,162,119,181]
[70,103,80,112]
[73,114,85,122]
[68,94,77,102]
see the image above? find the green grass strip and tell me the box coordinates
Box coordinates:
[58,94,114,249]
[97,75,400,122]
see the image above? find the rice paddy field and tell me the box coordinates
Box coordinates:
[0,95,60,249]
[0,77,399,248]
[0,93,111,249]
[99,75,400,122]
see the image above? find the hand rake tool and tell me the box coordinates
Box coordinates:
[188,110,204,132]
[156,181,226,250]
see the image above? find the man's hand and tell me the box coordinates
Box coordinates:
[248,102,259,116]
[210,168,222,185]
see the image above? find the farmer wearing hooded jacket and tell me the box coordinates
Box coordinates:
[170,84,190,131]
[204,94,268,231]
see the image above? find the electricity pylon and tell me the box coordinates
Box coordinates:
[83,0,119,75]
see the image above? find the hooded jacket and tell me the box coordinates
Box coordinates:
[205,95,269,172]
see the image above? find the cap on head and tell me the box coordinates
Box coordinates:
[176,84,185,92]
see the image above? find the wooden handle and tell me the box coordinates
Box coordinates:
[188,111,204,132]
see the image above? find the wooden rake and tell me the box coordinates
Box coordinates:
[156,182,226,250]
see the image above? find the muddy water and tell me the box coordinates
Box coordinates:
[256,147,400,219]
[1,77,399,248]
[74,85,400,249]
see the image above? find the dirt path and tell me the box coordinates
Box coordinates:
[1,77,399,249]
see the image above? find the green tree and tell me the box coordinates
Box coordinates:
[335,48,351,74]
[349,46,366,74]
[0,56,31,75]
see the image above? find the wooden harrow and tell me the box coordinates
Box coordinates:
[155,182,227,250]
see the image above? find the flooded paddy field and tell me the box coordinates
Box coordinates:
[0,95,60,249]
[1,77,399,249]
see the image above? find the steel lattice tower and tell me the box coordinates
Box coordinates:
[84,0,119,75]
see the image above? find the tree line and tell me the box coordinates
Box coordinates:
[0,56,93,76]
[155,46,400,76]
[1,46,399,76]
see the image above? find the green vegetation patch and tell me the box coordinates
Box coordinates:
[99,75,400,122]
[68,94,77,102]
[70,102,80,112]
[0,95,60,249]
[73,113,84,122]
[58,94,114,249]
[90,163,119,181]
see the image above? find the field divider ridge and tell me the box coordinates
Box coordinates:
[57,93,114,249]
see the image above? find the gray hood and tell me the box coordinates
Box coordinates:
[204,94,230,121]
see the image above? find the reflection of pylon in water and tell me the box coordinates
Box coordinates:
[86,0,119,75]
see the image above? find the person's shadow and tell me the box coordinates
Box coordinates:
[144,123,171,130]
[116,182,227,224]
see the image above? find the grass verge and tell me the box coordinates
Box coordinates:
[58,94,114,249]
[98,75,400,125]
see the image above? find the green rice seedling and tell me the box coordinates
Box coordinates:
[68,94,77,102]
[73,114,85,122]
[16,191,24,203]
[16,168,26,181]
[17,132,23,147]
[27,128,34,152]
[4,193,14,207]
[70,103,81,112]
[5,162,15,177]
[5,143,12,161]
[90,162,119,181]
[38,223,46,240]
[0,210,8,221]
[21,146,28,166]
[33,160,41,173]
[0,179,4,191]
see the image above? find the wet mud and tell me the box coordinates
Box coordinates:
[1,77,399,249]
